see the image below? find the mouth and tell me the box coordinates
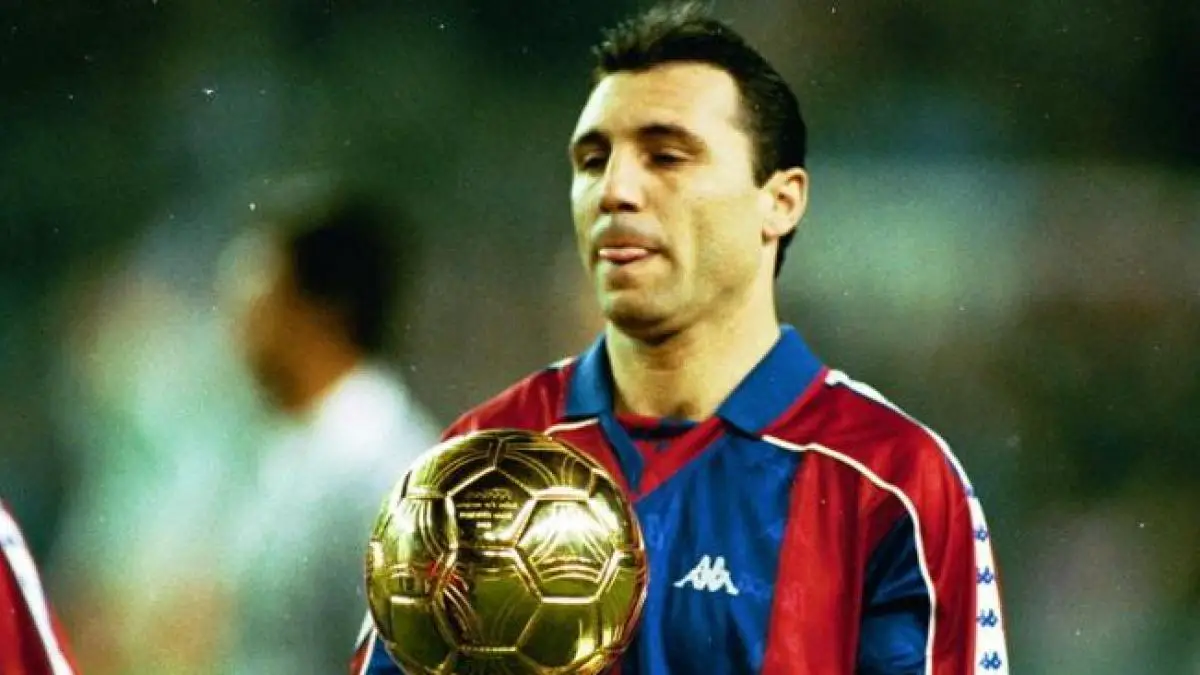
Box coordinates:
[597,246,655,265]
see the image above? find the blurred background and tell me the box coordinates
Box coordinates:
[1,0,1196,673]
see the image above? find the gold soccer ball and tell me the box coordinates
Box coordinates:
[365,429,648,674]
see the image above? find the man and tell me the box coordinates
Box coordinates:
[219,188,441,674]
[1,501,77,675]
[353,3,1008,673]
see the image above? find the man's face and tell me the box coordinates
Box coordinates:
[569,62,773,338]
[219,232,295,403]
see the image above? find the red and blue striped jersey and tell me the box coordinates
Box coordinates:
[352,325,1009,674]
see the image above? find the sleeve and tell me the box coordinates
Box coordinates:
[349,623,404,675]
[0,505,79,675]
[856,452,1009,675]
[857,514,929,674]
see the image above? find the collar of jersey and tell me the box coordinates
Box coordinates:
[563,324,824,436]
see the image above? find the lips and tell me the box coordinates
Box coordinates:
[598,246,652,264]
[591,223,661,266]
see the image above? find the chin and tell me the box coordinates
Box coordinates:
[601,297,675,342]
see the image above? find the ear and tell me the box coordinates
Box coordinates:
[758,167,808,242]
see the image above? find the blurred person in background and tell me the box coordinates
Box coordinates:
[47,221,270,675]
[215,185,442,674]
[1,500,77,674]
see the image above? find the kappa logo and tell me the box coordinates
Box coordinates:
[673,555,740,596]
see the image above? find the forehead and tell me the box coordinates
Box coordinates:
[571,62,744,144]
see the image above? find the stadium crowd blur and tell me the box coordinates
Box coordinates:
[1,2,1196,673]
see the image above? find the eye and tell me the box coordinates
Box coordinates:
[576,152,608,172]
[650,152,686,167]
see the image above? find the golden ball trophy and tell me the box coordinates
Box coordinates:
[365,429,649,674]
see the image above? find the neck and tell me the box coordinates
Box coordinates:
[275,339,362,416]
[606,286,780,421]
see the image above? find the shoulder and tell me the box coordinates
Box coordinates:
[311,365,441,461]
[766,369,976,516]
[443,358,576,439]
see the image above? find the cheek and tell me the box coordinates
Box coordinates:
[238,309,269,358]
[570,178,596,221]
[242,297,283,353]
[690,202,761,280]
[570,184,597,260]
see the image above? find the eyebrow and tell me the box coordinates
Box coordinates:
[569,129,608,156]
[638,123,706,149]
[569,123,707,157]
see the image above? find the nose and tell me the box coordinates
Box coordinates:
[598,150,645,214]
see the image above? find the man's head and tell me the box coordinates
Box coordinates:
[222,192,407,410]
[569,2,808,338]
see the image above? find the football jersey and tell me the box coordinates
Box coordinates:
[0,502,77,675]
[352,326,1009,674]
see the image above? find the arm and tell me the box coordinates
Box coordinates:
[857,514,928,674]
[0,504,78,675]
[856,461,1009,674]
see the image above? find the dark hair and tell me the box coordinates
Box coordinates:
[591,1,807,276]
[275,192,410,355]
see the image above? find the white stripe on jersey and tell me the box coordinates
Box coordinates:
[354,612,375,652]
[822,368,1009,674]
[0,507,75,675]
[354,626,377,675]
[543,418,600,436]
